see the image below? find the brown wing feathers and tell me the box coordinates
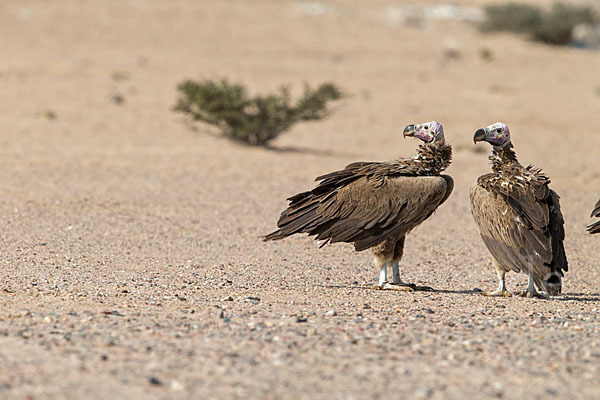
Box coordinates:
[503,179,567,278]
[264,160,451,251]
[264,163,376,243]
[471,147,568,295]
[588,198,600,234]
[548,191,567,272]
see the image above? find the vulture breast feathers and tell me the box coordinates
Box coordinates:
[470,123,567,295]
[265,122,453,252]
[588,198,600,234]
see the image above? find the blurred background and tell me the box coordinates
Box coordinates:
[2,0,600,264]
[2,0,599,157]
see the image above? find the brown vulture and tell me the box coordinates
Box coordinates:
[264,121,453,290]
[470,122,568,298]
[588,199,600,234]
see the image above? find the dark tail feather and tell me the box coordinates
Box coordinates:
[588,220,600,234]
[264,230,286,242]
[542,191,567,295]
[543,271,562,296]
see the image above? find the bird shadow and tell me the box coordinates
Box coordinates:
[317,285,600,301]
[555,292,600,302]
[430,288,482,295]
[317,284,477,295]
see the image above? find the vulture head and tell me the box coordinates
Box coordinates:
[403,121,445,144]
[473,122,511,148]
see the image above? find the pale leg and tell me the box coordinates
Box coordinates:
[514,273,548,299]
[526,273,536,295]
[373,260,415,291]
[482,259,511,297]
[391,261,401,284]
[378,262,388,287]
[380,261,431,292]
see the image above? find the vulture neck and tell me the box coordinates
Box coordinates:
[490,144,520,173]
[409,142,452,175]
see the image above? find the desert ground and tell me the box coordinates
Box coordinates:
[1,0,600,399]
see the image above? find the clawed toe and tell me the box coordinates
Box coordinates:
[481,290,512,297]
[373,282,432,292]
[516,290,548,299]
[411,284,433,292]
[379,282,415,291]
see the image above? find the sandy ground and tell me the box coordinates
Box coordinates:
[1,0,600,399]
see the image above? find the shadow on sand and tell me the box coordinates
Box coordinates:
[188,125,357,158]
[319,284,600,302]
[556,292,600,302]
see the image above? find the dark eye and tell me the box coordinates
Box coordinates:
[424,126,429,130]
[496,128,501,133]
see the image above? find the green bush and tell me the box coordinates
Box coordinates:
[480,2,597,45]
[174,80,343,146]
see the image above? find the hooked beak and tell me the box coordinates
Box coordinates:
[473,128,486,144]
[403,124,416,138]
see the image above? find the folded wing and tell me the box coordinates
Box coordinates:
[470,173,567,293]
[265,162,453,251]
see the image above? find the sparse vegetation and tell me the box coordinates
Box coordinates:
[174,79,344,146]
[478,47,494,62]
[42,110,57,120]
[480,2,597,45]
[532,3,596,45]
[480,3,543,35]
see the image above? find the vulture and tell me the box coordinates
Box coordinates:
[264,121,453,291]
[470,122,568,298]
[588,198,600,234]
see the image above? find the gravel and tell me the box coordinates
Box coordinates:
[0,0,599,399]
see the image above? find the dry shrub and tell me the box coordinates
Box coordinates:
[175,80,343,146]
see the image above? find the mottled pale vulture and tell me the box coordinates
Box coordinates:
[588,199,600,234]
[264,121,453,291]
[470,122,568,298]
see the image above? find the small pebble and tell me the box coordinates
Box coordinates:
[170,380,184,392]
[148,376,162,386]
[325,310,337,317]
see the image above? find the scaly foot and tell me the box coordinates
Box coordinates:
[481,290,512,297]
[372,282,433,292]
[516,290,549,299]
